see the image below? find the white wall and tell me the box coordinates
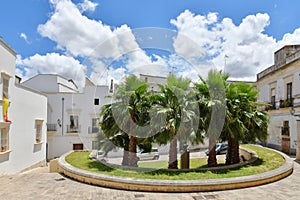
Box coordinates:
[6,84,47,173]
[22,75,58,93]
[22,75,78,93]
[257,54,300,154]
[0,40,47,173]
[258,85,269,102]
[46,84,112,159]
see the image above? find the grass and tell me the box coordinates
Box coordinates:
[65,145,285,180]
[137,157,224,169]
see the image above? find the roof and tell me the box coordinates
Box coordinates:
[22,74,78,89]
[0,39,17,56]
[140,73,168,80]
[257,44,300,80]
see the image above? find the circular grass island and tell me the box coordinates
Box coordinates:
[54,145,293,192]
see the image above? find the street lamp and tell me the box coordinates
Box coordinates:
[62,97,64,136]
[224,54,229,74]
[290,106,300,117]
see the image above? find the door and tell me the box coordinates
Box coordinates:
[73,143,83,150]
[281,121,290,154]
[282,136,290,154]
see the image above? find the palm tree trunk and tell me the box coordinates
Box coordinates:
[226,137,232,165]
[168,137,178,169]
[122,145,129,166]
[208,135,217,167]
[231,139,240,164]
[226,137,240,164]
[127,115,138,167]
[128,135,138,167]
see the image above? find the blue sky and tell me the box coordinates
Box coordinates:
[1,0,300,88]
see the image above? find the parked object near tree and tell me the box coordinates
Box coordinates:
[205,143,228,156]
[137,148,159,161]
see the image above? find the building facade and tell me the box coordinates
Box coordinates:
[0,39,47,173]
[257,45,300,158]
[22,75,113,159]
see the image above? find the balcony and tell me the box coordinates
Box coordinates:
[265,102,276,111]
[67,125,80,133]
[47,124,57,132]
[279,98,294,108]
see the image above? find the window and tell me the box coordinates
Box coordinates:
[271,88,276,109]
[2,77,9,99]
[70,115,78,128]
[287,82,292,100]
[91,118,99,133]
[92,141,99,150]
[68,115,79,133]
[281,121,290,136]
[0,127,9,152]
[94,98,99,105]
[35,120,43,143]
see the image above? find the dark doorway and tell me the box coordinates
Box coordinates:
[73,143,83,150]
[281,121,290,154]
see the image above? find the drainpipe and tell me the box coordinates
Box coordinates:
[296,119,300,160]
[62,97,64,136]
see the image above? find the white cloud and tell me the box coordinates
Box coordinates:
[20,33,30,44]
[19,1,300,89]
[278,28,300,47]
[171,11,278,81]
[34,0,170,87]
[17,53,87,89]
[38,0,113,57]
[77,0,98,13]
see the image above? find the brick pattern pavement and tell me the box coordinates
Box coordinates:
[0,159,300,200]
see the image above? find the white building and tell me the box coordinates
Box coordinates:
[22,75,113,159]
[0,39,47,173]
[140,73,167,92]
[257,45,300,158]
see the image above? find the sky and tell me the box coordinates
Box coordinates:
[1,0,300,89]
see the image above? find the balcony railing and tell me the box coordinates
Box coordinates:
[265,102,276,111]
[67,125,81,133]
[47,124,57,131]
[279,98,294,108]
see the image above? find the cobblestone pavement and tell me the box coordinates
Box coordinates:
[0,159,300,200]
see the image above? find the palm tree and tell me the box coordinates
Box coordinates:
[100,75,153,167]
[221,82,268,164]
[99,103,130,165]
[154,74,201,169]
[195,70,227,167]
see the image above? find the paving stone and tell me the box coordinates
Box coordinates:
[0,158,300,199]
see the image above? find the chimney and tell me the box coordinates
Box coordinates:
[109,79,113,93]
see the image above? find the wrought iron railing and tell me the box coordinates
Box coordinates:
[47,124,57,131]
[67,125,80,133]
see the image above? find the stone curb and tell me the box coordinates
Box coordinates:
[57,145,293,192]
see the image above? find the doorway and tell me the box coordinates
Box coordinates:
[281,121,290,154]
[73,143,84,150]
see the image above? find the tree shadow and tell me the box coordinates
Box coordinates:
[87,161,114,172]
